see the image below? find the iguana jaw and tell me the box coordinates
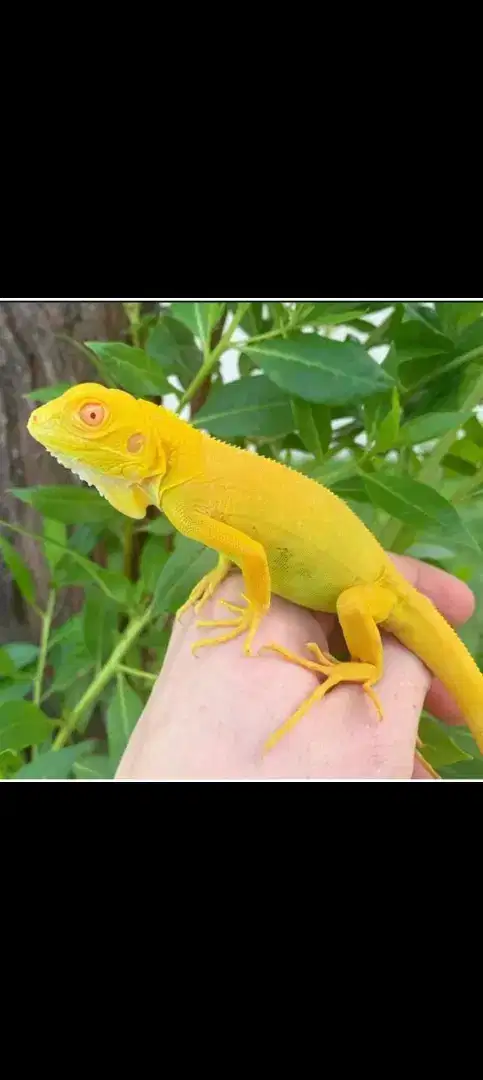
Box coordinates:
[42,445,109,490]
[33,441,151,520]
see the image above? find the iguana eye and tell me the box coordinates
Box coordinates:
[80,404,105,426]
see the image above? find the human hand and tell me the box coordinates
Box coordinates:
[116,555,475,780]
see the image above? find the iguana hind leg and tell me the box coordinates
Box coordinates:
[263,584,396,752]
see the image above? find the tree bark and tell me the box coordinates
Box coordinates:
[0,301,129,643]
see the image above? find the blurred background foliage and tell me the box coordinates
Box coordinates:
[1,299,483,779]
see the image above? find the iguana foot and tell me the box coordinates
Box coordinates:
[176,556,231,620]
[262,641,383,753]
[193,595,265,656]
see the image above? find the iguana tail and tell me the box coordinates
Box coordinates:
[385,580,483,753]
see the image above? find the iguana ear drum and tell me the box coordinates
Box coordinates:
[127,433,145,453]
[80,403,105,426]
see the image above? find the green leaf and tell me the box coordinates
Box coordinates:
[140,536,170,594]
[304,302,371,326]
[48,616,83,651]
[0,701,55,753]
[73,754,115,780]
[245,333,394,404]
[69,523,106,555]
[54,555,134,605]
[85,341,171,396]
[140,621,171,654]
[312,459,362,488]
[16,740,98,780]
[141,515,174,536]
[238,353,257,377]
[108,676,144,766]
[0,534,36,605]
[0,648,16,678]
[373,388,401,453]
[44,519,67,572]
[443,726,483,763]
[393,319,453,360]
[418,716,472,769]
[171,302,225,342]
[193,376,294,438]
[435,302,483,335]
[3,642,39,669]
[442,454,477,477]
[404,303,444,334]
[292,399,331,460]
[24,383,73,403]
[331,476,370,502]
[463,416,483,448]
[0,749,25,779]
[11,485,119,525]
[362,472,480,549]
[48,652,94,697]
[83,589,117,663]
[268,302,288,329]
[446,437,483,466]
[440,759,483,779]
[63,673,97,730]
[0,678,33,706]
[152,537,217,615]
[407,542,456,561]
[146,317,202,389]
[398,412,464,446]
[454,318,483,354]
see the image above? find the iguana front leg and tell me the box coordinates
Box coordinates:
[177,555,232,619]
[165,500,271,655]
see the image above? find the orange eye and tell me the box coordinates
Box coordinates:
[80,404,105,426]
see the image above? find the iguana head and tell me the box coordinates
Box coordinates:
[27,383,161,519]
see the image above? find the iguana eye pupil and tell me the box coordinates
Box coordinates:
[80,404,105,426]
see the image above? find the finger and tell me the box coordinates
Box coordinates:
[424,680,465,727]
[389,553,475,626]
[412,754,437,780]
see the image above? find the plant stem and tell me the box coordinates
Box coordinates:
[240,308,315,348]
[118,664,157,683]
[179,302,251,409]
[33,590,56,707]
[53,605,153,750]
[241,326,290,347]
[123,520,134,579]
[415,344,483,392]
[123,302,142,347]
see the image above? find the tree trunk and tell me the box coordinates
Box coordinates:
[0,301,129,643]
